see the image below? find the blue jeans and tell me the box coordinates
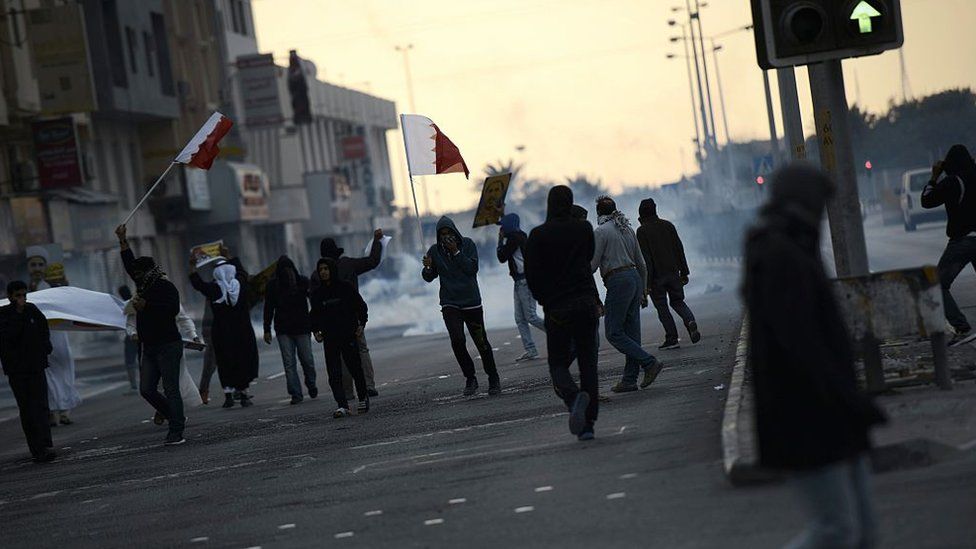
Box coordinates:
[514,279,546,354]
[277,333,317,399]
[603,269,655,385]
[140,341,185,435]
[937,236,976,333]
[786,455,877,549]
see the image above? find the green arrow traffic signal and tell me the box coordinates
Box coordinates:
[850,1,882,34]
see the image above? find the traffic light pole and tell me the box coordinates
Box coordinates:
[776,67,806,161]
[761,70,781,162]
[808,59,870,277]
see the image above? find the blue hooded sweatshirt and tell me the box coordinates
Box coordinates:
[422,216,482,308]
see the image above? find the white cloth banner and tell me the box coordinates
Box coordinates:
[364,235,393,267]
[0,287,126,331]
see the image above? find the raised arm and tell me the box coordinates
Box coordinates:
[421,247,439,283]
[189,272,222,302]
[350,233,383,276]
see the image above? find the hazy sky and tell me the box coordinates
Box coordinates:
[253,0,976,213]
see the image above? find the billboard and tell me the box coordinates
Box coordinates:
[32,117,83,189]
[235,165,270,220]
[27,4,96,114]
[237,53,284,127]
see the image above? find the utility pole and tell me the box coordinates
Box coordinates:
[761,70,781,162]
[808,60,870,277]
[692,0,718,150]
[776,67,805,161]
[395,44,431,217]
[680,2,712,155]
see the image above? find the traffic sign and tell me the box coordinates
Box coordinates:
[753,154,775,177]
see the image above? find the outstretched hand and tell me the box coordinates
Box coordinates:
[374,228,384,241]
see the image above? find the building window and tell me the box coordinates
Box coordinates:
[143,32,155,77]
[237,1,249,36]
[229,0,240,33]
[125,27,138,74]
[102,0,127,87]
[151,13,175,96]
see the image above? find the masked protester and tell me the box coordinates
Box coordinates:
[309,258,370,418]
[189,249,259,408]
[116,225,186,446]
[743,164,886,549]
[921,144,976,346]
[422,216,501,397]
[591,196,662,393]
[636,198,700,350]
[497,213,545,361]
[317,230,384,398]
[263,256,318,405]
[0,281,56,462]
[526,186,603,441]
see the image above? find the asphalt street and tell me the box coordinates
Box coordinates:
[0,215,974,548]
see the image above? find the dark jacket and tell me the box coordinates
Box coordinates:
[497,213,528,281]
[525,186,599,309]
[0,303,52,376]
[318,237,381,290]
[744,164,884,471]
[122,248,181,347]
[422,216,482,309]
[309,277,368,340]
[921,144,976,239]
[263,257,311,336]
[636,216,690,285]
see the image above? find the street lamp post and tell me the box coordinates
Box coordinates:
[670,11,711,156]
[668,31,702,166]
[689,0,718,151]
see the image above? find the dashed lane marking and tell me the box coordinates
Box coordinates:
[534,486,553,492]
[334,532,354,539]
[619,473,638,480]
[278,524,296,530]
[606,492,626,500]
[349,413,567,451]
[266,372,286,380]
[448,498,466,505]
[514,506,534,513]
[190,537,209,543]
[364,510,383,516]
[424,519,445,526]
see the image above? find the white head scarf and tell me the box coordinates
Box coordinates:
[212,263,241,306]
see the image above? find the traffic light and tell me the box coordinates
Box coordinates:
[751,0,903,69]
[756,175,765,186]
[864,160,873,177]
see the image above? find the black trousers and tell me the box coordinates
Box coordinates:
[545,296,601,425]
[7,372,53,458]
[323,335,367,409]
[442,306,498,380]
[649,274,696,340]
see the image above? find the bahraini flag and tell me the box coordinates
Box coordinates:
[401,114,469,178]
[175,112,233,170]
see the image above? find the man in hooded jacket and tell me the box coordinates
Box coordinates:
[921,144,976,345]
[497,213,545,361]
[636,198,700,349]
[318,230,384,397]
[263,255,317,404]
[423,216,500,397]
[744,163,885,548]
[526,186,602,440]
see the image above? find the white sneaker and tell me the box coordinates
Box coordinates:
[515,351,539,362]
[333,408,350,418]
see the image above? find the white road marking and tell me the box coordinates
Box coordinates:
[606,492,626,500]
[959,438,976,451]
[0,382,129,424]
[190,537,209,543]
[30,491,61,500]
[503,342,511,346]
[448,498,466,505]
[364,510,383,516]
[534,486,553,492]
[278,524,296,530]
[243,546,262,549]
[334,532,354,539]
[619,473,638,480]
[81,498,99,504]
[266,372,286,380]
[514,506,534,513]
[424,518,445,526]
[437,375,450,379]
[349,413,567,451]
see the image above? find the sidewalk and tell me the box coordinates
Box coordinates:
[723,318,976,480]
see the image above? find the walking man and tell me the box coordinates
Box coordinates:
[116,225,187,446]
[591,196,662,393]
[422,216,501,397]
[0,281,56,462]
[921,144,976,346]
[526,186,602,441]
[310,258,370,417]
[497,213,545,361]
[319,231,383,397]
[636,198,701,350]
[744,164,885,548]
[263,256,318,404]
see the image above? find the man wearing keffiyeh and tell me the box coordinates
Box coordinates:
[115,225,188,446]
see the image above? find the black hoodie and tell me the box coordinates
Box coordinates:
[744,163,884,470]
[263,256,311,336]
[525,186,599,309]
[921,144,976,239]
[422,216,482,308]
[0,303,52,376]
[309,258,368,340]
[636,198,690,284]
